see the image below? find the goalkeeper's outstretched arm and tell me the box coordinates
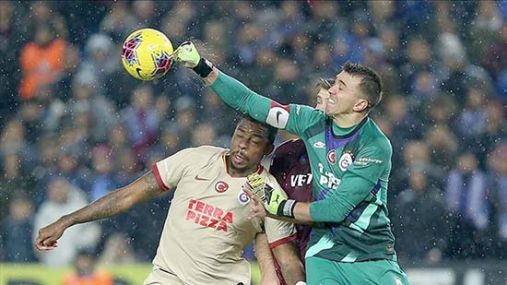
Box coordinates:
[173,41,291,130]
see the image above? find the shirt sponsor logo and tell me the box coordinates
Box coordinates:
[327,149,336,164]
[313,141,325,149]
[354,157,383,167]
[290,174,313,187]
[215,181,229,193]
[266,102,290,128]
[338,152,353,171]
[186,199,233,232]
[317,162,341,190]
[238,189,250,205]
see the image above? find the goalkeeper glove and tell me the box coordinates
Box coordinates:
[247,174,297,218]
[264,184,297,218]
[173,41,213,77]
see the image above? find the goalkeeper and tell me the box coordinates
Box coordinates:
[174,42,409,285]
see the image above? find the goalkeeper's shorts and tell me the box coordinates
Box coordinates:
[306,256,409,285]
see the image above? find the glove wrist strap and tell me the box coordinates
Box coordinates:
[278,199,297,218]
[192,58,214,78]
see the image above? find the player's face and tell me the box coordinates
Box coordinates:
[229,119,272,175]
[326,71,369,116]
[315,87,330,111]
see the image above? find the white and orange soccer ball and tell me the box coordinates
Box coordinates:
[121,28,173,80]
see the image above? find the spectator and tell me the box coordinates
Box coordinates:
[394,168,448,264]
[1,196,36,262]
[19,22,66,100]
[121,85,161,156]
[34,177,100,266]
[99,233,136,264]
[100,1,137,44]
[486,144,507,248]
[62,248,114,285]
[76,34,117,97]
[89,145,119,202]
[191,122,218,147]
[446,152,490,258]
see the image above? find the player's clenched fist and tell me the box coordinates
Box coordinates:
[35,220,67,251]
[173,41,201,68]
[173,41,214,78]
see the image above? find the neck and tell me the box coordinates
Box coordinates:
[225,155,256,177]
[331,112,368,128]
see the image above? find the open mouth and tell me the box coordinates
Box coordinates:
[233,152,247,165]
[328,98,336,104]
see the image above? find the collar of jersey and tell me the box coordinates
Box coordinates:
[327,116,369,139]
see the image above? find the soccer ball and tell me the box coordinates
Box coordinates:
[121,28,173,81]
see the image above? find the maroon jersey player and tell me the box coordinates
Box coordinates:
[269,79,333,284]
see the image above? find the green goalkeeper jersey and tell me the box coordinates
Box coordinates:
[210,72,396,262]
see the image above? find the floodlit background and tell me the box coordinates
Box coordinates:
[0,1,506,284]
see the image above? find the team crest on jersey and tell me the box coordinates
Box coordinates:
[327,149,336,164]
[338,152,353,171]
[395,277,402,285]
[215,181,229,193]
[238,189,250,205]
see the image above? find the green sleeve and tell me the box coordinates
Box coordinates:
[210,71,271,123]
[210,72,325,137]
[309,138,392,223]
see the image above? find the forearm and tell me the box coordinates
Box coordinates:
[278,260,305,285]
[209,69,272,123]
[266,206,312,224]
[59,187,135,227]
[272,243,305,285]
[255,234,280,285]
[309,175,374,223]
[60,171,162,228]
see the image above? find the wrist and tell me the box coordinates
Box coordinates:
[277,199,297,218]
[59,215,75,228]
[192,58,214,78]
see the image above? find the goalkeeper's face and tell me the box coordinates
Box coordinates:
[229,119,273,174]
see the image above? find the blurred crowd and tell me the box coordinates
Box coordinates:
[0,0,506,269]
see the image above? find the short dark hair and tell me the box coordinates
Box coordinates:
[343,62,383,111]
[239,115,277,144]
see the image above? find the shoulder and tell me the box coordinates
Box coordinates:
[289,104,327,125]
[174,145,226,157]
[363,119,392,154]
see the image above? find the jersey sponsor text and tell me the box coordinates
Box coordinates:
[186,198,233,232]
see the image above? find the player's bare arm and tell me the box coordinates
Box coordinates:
[272,242,305,285]
[35,171,165,251]
[254,233,281,285]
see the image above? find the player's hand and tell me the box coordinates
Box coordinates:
[245,174,297,218]
[263,185,292,217]
[35,220,67,251]
[244,187,268,219]
[245,173,266,201]
[172,41,201,68]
